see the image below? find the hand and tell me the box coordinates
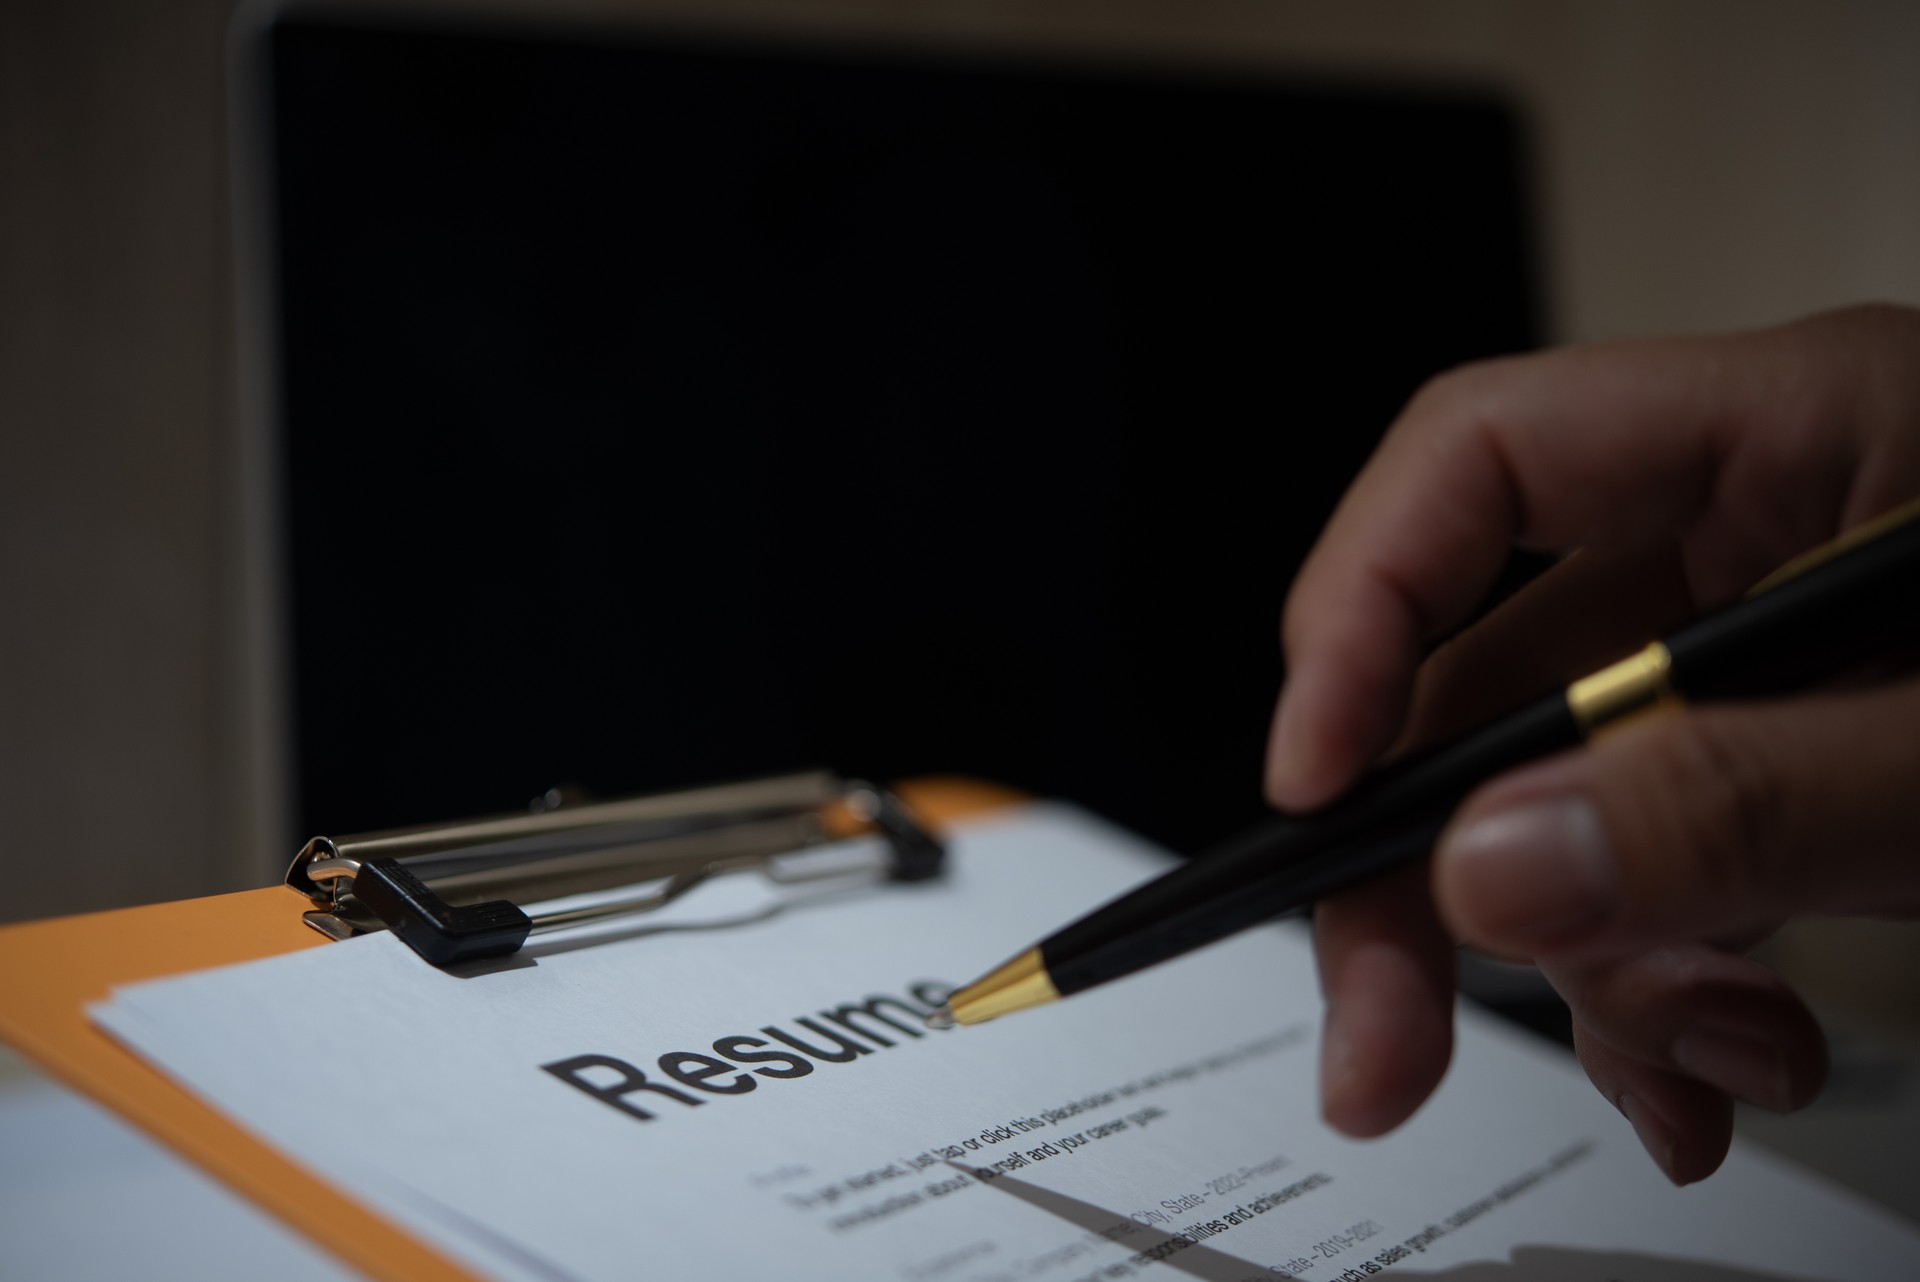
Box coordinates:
[1265,303,1920,1183]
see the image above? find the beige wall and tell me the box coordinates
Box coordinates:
[4,1,1918,982]
[3,0,239,915]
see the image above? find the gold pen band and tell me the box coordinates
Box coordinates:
[1565,640,1680,738]
[944,947,1060,1025]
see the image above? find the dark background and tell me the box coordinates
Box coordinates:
[269,14,1539,853]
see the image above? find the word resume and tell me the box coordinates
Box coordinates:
[93,805,1920,1280]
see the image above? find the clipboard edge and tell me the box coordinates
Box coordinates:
[0,776,1022,1282]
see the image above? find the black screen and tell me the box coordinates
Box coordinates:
[264,14,1540,853]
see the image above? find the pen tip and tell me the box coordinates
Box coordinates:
[924,1004,956,1031]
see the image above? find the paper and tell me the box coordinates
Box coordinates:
[0,1048,357,1282]
[93,804,1920,1281]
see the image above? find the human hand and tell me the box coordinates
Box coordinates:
[1264,303,1920,1183]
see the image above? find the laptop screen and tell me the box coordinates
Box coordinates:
[255,11,1539,853]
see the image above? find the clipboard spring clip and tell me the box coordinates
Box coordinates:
[283,771,945,967]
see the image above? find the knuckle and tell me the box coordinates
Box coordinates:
[1406,355,1516,420]
[1825,299,1920,340]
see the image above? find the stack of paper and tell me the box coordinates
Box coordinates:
[91,805,1920,1280]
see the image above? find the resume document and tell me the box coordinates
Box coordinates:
[93,805,1920,1280]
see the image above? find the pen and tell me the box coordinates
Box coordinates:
[931,496,1920,1028]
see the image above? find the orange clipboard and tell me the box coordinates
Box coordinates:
[0,776,1020,1282]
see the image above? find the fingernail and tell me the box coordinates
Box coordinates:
[1438,798,1618,948]
[1618,1093,1679,1184]
[1267,694,1313,803]
[1673,1031,1792,1112]
[1319,1004,1357,1130]
[1321,1005,1354,1089]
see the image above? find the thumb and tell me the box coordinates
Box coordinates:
[1431,677,1920,958]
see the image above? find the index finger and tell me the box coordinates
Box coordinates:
[1264,309,1897,811]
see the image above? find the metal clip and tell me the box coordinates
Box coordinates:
[284,771,945,966]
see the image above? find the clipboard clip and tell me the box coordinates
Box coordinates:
[284,771,945,966]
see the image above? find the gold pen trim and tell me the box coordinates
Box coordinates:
[944,947,1061,1025]
[1567,497,1920,739]
[1565,640,1680,738]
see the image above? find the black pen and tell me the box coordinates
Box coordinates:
[930,496,1920,1028]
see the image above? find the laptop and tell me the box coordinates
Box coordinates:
[235,4,1541,856]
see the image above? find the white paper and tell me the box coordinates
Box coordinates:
[0,1050,356,1282]
[92,804,1920,1280]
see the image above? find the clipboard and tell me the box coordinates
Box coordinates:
[0,774,1020,1282]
